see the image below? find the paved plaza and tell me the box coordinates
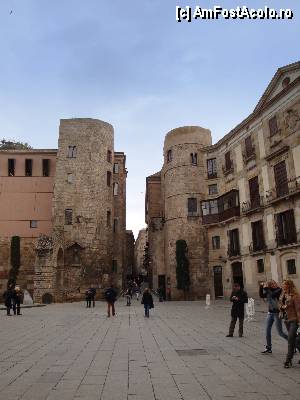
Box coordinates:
[0,299,299,400]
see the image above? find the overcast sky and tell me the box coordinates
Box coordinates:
[0,0,299,237]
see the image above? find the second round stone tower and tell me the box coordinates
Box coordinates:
[162,126,212,300]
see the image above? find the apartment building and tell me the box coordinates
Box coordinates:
[146,61,300,299]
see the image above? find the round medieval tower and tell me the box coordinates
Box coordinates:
[52,118,114,300]
[162,126,212,300]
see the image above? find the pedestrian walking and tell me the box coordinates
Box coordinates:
[226,282,248,337]
[260,280,288,353]
[85,288,92,308]
[13,286,23,316]
[279,279,300,368]
[141,288,154,318]
[104,284,117,317]
[125,288,132,306]
[133,284,140,301]
[90,287,96,307]
[3,284,15,316]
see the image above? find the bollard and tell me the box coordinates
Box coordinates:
[205,294,211,309]
[246,298,255,321]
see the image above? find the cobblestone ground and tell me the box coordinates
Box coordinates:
[0,299,299,400]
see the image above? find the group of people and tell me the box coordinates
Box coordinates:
[103,284,154,318]
[85,287,96,308]
[124,281,141,306]
[3,283,23,316]
[227,279,300,368]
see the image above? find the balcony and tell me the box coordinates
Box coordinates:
[241,196,264,214]
[201,189,240,225]
[265,177,300,204]
[222,161,234,176]
[242,147,256,163]
[249,242,267,254]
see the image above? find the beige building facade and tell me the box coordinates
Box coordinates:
[134,228,147,276]
[146,61,300,299]
[0,118,128,302]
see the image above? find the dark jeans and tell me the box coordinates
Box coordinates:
[12,301,21,315]
[284,320,298,362]
[126,295,131,306]
[107,302,115,317]
[86,299,91,308]
[265,312,288,349]
[229,316,244,336]
[144,304,150,318]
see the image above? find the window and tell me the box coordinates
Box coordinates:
[65,209,73,225]
[224,151,233,172]
[274,160,288,197]
[287,259,296,275]
[249,176,260,208]
[67,146,77,158]
[8,159,15,176]
[167,149,172,163]
[212,236,220,250]
[201,190,240,224]
[42,159,50,177]
[187,198,197,215]
[269,116,278,136]
[107,150,112,163]
[67,173,74,184]
[245,136,255,158]
[251,220,265,252]
[209,184,218,195]
[276,209,297,246]
[113,182,119,196]
[25,159,32,176]
[257,259,264,274]
[191,153,198,165]
[113,218,118,233]
[30,220,38,228]
[112,260,118,273]
[113,163,119,174]
[107,211,111,227]
[107,171,112,187]
[207,158,217,178]
[228,229,240,257]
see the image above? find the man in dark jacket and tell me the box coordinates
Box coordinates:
[259,280,288,353]
[226,283,248,337]
[104,285,117,317]
[141,288,154,318]
[3,284,15,316]
[13,286,23,315]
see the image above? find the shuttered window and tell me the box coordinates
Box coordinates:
[225,151,232,171]
[274,161,288,197]
[251,220,265,251]
[65,209,73,225]
[42,159,50,177]
[207,158,217,178]
[245,136,254,158]
[188,198,197,214]
[228,229,240,256]
[269,116,278,136]
[276,209,297,246]
[249,176,260,208]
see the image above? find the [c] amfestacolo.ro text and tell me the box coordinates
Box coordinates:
[175,4,294,22]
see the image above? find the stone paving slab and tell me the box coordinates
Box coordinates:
[0,299,299,400]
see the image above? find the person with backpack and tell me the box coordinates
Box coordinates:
[260,280,288,354]
[104,284,117,317]
[226,282,248,337]
[141,288,154,318]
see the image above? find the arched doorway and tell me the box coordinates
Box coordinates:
[42,293,53,304]
[231,262,244,288]
[213,266,223,297]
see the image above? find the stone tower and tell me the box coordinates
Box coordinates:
[34,118,120,302]
[162,126,212,299]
